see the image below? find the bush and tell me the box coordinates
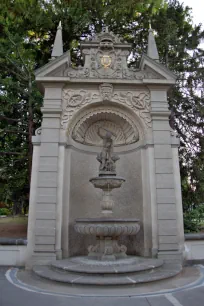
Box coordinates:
[183,204,204,233]
[0,208,10,216]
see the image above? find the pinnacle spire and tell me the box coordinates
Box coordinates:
[51,21,63,58]
[147,28,159,61]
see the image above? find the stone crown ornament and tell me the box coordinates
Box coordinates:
[62,28,162,80]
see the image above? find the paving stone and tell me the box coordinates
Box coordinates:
[1,265,204,306]
[147,296,174,306]
[174,287,204,306]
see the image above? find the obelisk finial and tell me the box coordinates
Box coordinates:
[147,26,159,61]
[51,21,63,59]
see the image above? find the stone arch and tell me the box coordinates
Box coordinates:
[67,101,146,146]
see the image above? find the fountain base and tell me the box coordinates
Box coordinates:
[51,256,164,274]
[33,256,182,286]
[75,218,140,260]
[88,237,127,260]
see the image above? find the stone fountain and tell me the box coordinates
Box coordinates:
[75,127,140,261]
[33,128,182,285]
[29,26,184,285]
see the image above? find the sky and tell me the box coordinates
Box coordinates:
[179,0,204,48]
[179,0,204,26]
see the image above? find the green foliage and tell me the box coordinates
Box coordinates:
[0,0,43,210]
[0,208,10,216]
[0,0,203,226]
[153,1,204,212]
[0,0,165,209]
[183,204,204,233]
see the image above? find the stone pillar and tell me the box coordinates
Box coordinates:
[61,142,72,258]
[27,83,64,266]
[26,138,40,268]
[141,144,158,257]
[172,138,185,253]
[55,138,66,259]
[149,87,184,263]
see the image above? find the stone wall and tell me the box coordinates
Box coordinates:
[61,143,144,258]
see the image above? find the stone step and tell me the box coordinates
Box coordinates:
[51,256,164,274]
[33,263,182,286]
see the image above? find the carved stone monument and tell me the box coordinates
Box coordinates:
[26,24,185,285]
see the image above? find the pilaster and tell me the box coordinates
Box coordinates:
[26,139,40,268]
[55,134,66,259]
[61,140,72,258]
[30,83,64,265]
[141,142,158,257]
[149,87,184,263]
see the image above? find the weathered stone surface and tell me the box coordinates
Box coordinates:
[51,256,163,274]
[155,160,173,174]
[154,145,172,159]
[150,90,167,102]
[157,204,177,220]
[41,129,59,143]
[156,174,174,188]
[35,227,55,236]
[27,28,184,269]
[158,220,177,236]
[35,211,56,220]
[156,189,176,204]
[35,236,55,245]
[153,131,171,144]
[40,143,59,157]
[153,121,171,131]
[39,157,58,172]
[33,261,182,285]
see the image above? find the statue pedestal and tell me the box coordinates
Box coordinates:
[90,176,125,214]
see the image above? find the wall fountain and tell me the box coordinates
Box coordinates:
[33,127,182,285]
[75,127,140,261]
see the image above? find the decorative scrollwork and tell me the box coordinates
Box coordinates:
[61,87,151,136]
[65,67,90,78]
[88,244,100,253]
[112,91,151,127]
[122,67,161,80]
[35,127,42,135]
[61,28,163,80]
[61,89,100,129]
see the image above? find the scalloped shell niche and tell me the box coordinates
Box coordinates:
[71,112,139,146]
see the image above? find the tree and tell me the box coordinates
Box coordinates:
[0,0,164,210]
[0,0,43,211]
[0,0,203,217]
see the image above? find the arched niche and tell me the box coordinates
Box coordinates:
[66,101,146,147]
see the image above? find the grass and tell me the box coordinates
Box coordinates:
[0,215,28,224]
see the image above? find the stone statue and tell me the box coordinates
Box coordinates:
[96,127,119,174]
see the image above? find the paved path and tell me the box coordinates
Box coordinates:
[1,266,204,306]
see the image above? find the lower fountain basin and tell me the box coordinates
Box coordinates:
[90,176,125,190]
[74,218,140,236]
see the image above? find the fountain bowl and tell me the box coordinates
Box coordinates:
[74,218,140,237]
[89,176,125,190]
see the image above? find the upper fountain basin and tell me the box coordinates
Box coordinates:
[90,176,125,190]
[74,218,140,237]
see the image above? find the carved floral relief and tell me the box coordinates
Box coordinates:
[61,84,151,138]
[61,89,100,129]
